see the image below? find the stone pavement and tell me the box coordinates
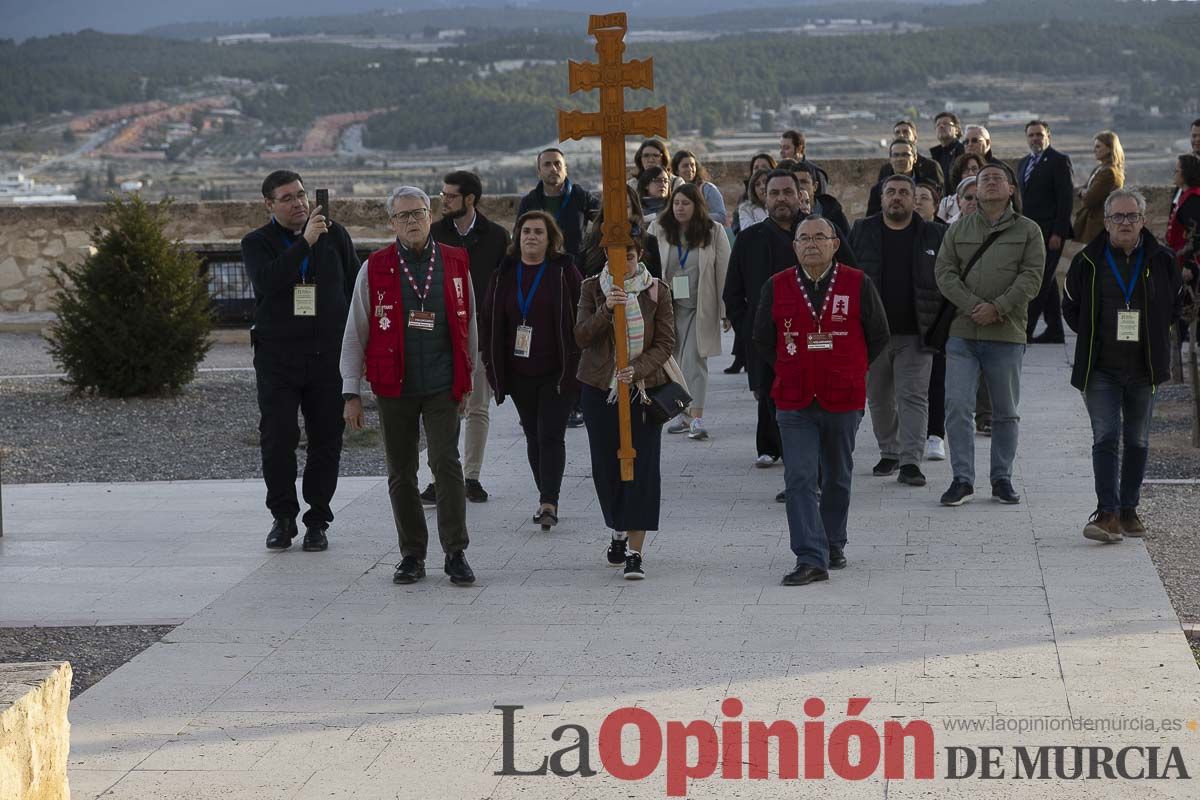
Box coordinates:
[3,341,1199,799]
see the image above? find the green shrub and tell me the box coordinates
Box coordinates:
[47,195,213,397]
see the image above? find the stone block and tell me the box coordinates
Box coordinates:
[1,288,29,303]
[0,257,22,289]
[62,231,90,251]
[0,661,72,800]
[41,240,65,259]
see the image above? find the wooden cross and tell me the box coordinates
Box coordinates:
[559,12,667,482]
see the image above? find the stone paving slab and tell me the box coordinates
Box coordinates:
[3,340,1200,797]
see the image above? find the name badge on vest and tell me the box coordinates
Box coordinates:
[293,285,316,317]
[514,324,533,358]
[671,275,690,300]
[807,332,833,351]
[408,310,436,331]
[1116,309,1140,342]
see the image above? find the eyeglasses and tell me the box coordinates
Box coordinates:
[390,208,430,222]
[966,137,987,144]
[272,190,306,205]
[1106,212,1143,224]
[961,194,977,202]
[796,234,834,244]
[440,191,462,201]
[649,177,669,185]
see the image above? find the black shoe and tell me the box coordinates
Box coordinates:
[991,479,1021,504]
[976,421,992,436]
[301,523,328,552]
[392,556,425,584]
[606,537,627,565]
[266,517,297,550]
[828,546,847,570]
[872,458,899,477]
[465,479,489,503]
[940,480,975,506]
[897,464,926,486]
[775,490,787,503]
[623,552,645,580]
[782,561,829,586]
[723,362,744,374]
[1030,331,1065,344]
[566,411,585,429]
[444,551,476,585]
[419,483,437,506]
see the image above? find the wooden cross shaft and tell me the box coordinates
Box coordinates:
[558,12,667,482]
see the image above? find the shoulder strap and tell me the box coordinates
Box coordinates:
[961,230,1004,282]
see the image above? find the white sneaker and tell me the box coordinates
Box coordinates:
[925,436,946,462]
[666,416,690,434]
[754,455,779,468]
[687,420,709,440]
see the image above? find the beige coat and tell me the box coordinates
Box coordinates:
[647,219,731,358]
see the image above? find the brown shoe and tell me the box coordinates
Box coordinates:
[1083,510,1123,544]
[1119,508,1146,537]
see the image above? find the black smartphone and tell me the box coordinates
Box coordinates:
[315,189,329,222]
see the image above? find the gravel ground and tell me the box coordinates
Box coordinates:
[1139,484,1200,626]
[0,626,174,697]
[1146,381,1200,480]
[0,371,390,484]
[0,331,254,376]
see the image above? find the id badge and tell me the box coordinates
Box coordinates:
[514,324,533,358]
[1116,309,1140,342]
[293,285,316,317]
[671,275,691,300]
[407,310,436,331]
[807,332,834,351]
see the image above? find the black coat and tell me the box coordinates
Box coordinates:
[430,210,511,315]
[480,253,583,401]
[517,181,601,265]
[848,213,946,347]
[1017,146,1075,241]
[240,218,359,352]
[930,140,965,195]
[1062,229,1182,390]
[722,214,856,392]
[811,194,851,241]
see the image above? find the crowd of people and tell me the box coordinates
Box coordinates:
[240,115,1200,586]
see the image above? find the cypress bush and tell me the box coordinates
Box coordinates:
[47,195,213,397]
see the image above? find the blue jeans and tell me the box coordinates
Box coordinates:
[945,337,1025,485]
[777,405,863,570]
[1083,370,1154,513]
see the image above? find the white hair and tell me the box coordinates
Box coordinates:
[956,175,978,198]
[966,124,991,143]
[1104,188,1147,217]
[386,185,430,215]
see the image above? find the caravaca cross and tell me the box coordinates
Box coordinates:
[558,12,668,481]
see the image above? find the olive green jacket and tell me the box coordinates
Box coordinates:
[934,207,1046,344]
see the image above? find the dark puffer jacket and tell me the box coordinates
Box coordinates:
[848,213,945,348]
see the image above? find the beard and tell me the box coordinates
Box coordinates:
[885,206,910,224]
[442,205,467,220]
[769,203,795,224]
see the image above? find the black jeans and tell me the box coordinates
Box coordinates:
[927,351,946,438]
[1083,370,1154,513]
[756,364,782,459]
[509,374,577,505]
[253,344,344,527]
[1026,240,1064,339]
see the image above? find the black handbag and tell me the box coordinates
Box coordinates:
[925,230,1003,353]
[645,380,692,425]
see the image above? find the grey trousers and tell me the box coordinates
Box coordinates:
[867,335,934,467]
[462,349,491,480]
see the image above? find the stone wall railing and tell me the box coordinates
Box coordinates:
[0,662,72,800]
[0,158,1179,314]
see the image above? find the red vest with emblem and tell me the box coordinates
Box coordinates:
[770,263,869,413]
[364,241,472,400]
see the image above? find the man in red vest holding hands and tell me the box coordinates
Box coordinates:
[341,186,478,586]
[754,217,890,585]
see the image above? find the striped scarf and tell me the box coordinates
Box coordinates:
[600,260,654,401]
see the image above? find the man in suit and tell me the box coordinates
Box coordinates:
[1018,120,1075,344]
[930,112,965,196]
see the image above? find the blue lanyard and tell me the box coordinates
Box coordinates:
[275,218,310,282]
[516,261,548,323]
[676,245,691,271]
[1104,245,1143,308]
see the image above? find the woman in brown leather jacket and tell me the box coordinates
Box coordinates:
[575,241,675,580]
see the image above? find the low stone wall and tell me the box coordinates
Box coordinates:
[0,662,72,800]
[0,159,1178,314]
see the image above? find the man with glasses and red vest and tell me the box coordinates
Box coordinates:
[341,186,478,586]
[754,217,890,586]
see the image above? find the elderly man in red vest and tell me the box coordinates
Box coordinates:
[754,217,890,586]
[341,186,478,586]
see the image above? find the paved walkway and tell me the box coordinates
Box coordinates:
[3,341,1199,798]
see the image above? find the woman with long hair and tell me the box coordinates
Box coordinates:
[481,211,582,531]
[637,165,673,227]
[647,183,731,440]
[938,152,985,223]
[576,240,675,580]
[629,138,684,193]
[735,167,772,234]
[1074,130,1126,244]
[671,149,728,226]
[580,184,662,279]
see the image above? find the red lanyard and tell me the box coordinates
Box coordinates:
[795,263,838,332]
[398,241,438,309]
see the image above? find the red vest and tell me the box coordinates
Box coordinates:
[1167,186,1200,252]
[770,263,869,413]
[364,241,473,401]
